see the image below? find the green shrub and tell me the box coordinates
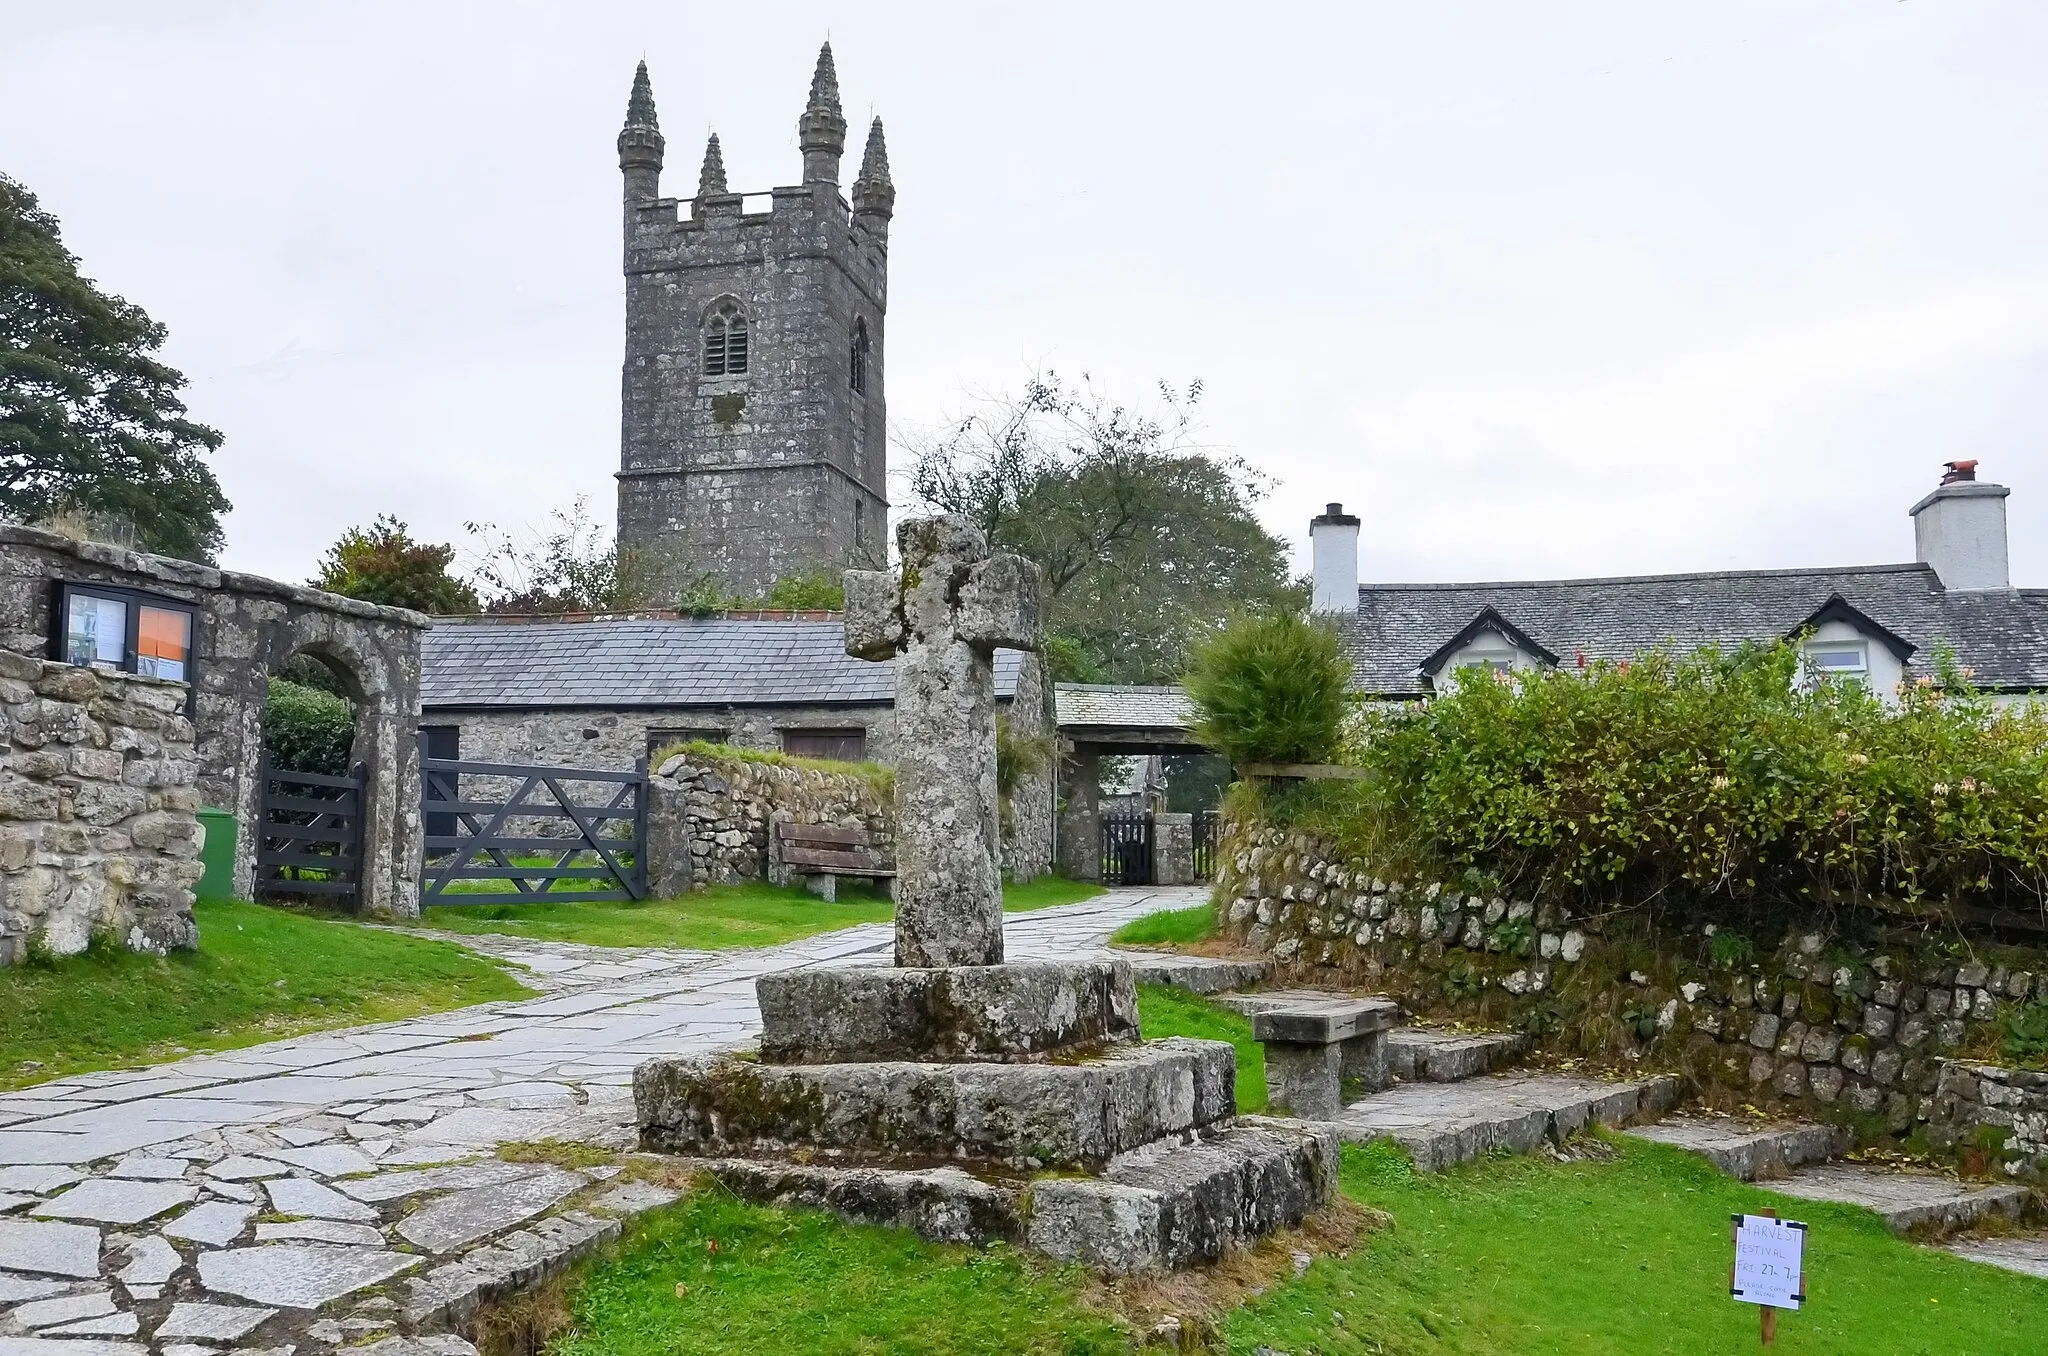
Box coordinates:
[1255,642,2048,917]
[651,739,895,801]
[1183,612,1352,766]
[2000,1002,2048,1068]
[265,678,353,774]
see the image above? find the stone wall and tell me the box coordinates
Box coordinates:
[1219,814,2048,1164]
[0,526,427,916]
[0,648,204,964]
[1926,1062,2048,1177]
[645,749,891,895]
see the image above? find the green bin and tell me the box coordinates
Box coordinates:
[197,807,238,902]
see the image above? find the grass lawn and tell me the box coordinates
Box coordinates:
[0,898,529,1091]
[1110,899,1217,946]
[417,877,1105,950]
[537,1187,1128,1356]
[1224,1137,2048,1355]
[1137,983,1265,1113]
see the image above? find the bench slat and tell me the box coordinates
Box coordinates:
[784,845,886,871]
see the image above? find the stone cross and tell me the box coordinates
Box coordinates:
[845,515,1041,968]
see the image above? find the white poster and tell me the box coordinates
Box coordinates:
[1731,1213,1806,1311]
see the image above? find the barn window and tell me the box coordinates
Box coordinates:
[781,727,867,762]
[704,300,749,377]
[850,318,870,394]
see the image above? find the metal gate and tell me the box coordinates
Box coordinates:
[1192,809,1221,881]
[256,759,366,905]
[420,754,647,905]
[1100,811,1154,886]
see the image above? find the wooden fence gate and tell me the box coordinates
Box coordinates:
[1100,811,1155,886]
[255,759,367,905]
[419,753,647,905]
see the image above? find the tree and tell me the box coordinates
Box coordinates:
[467,498,656,614]
[906,371,1298,683]
[313,515,479,614]
[0,174,230,561]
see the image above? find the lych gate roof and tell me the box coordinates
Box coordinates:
[1341,562,2048,696]
[420,617,1026,709]
[1053,684,1196,731]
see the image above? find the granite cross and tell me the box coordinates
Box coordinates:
[845,515,1042,967]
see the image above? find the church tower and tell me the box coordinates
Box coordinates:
[615,44,892,599]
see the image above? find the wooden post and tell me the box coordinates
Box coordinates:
[1757,1208,1778,1346]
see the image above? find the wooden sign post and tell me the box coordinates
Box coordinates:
[1730,1208,1807,1346]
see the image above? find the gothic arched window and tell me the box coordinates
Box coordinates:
[850,318,870,395]
[703,300,749,377]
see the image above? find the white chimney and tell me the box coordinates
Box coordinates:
[1910,461,2010,591]
[1310,502,1360,614]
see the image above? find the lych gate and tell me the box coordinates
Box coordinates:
[1053,683,1216,886]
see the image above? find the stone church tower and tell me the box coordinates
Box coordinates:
[615,44,892,599]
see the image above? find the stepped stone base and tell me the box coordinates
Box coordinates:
[756,961,1139,1065]
[635,1038,1236,1170]
[1386,1030,1526,1083]
[1626,1116,1849,1181]
[686,1122,1337,1275]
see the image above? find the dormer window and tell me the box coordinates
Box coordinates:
[703,300,749,377]
[1804,640,1870,687]
[850,318,870,395]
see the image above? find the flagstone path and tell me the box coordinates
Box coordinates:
[0,886,1208,1354]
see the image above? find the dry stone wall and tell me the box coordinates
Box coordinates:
[0,647,205,964]
[644,749,891,895]
[1220,814,2048,1176]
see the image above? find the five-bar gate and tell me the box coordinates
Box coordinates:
[420,754,647,904]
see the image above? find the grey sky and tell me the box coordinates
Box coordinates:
[6,2,2045,589]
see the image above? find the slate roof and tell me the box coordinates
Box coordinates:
[1054,684,1196,732]
[1342,563,2048,697]
[420,618,1025,709]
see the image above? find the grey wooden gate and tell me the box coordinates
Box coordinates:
[1100,811,1155,886]
[419,754,647,905]
[255,759,367,904]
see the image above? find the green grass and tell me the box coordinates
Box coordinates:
[0,899,529,1090]
[1110,900,1217,946]
[419,877,1105,949]
[544,1187,1128,1356]
[420,880,897,949]
[1000,877,1107,913]
[1224,1136,2048,1355]
[1136,982,1265,1113]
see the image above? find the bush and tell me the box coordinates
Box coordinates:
[1254,642,2048,916]
[265,678,354,774]
[1183,613,1352,766]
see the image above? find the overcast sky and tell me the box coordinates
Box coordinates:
[7,2,2046,589]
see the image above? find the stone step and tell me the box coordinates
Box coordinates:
[1028,1122,1339,1274]
[1625,1115,1850,1181]
[1761,1162,2028,1239]
[696,1120,1339,1276]
[635,1037,1237,1171]
[1945,1232,2048,1279]
[1386,1029,1526,1084]
[1268,1072,1680,1172]
[1117,953,1268,995]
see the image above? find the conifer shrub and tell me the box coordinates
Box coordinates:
[1183,613,1353,766]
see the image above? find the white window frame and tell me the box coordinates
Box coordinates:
[1802,639,1870,686]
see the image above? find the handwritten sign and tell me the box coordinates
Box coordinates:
[1731,1213,1806,1311]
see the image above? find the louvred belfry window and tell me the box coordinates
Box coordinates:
[704,301,749,376]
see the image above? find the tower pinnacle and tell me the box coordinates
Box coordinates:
[797,41,847,184]
[617,61,665,201]
[852,118,894,223]
[697,133,728,197]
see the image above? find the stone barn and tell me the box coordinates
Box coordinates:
[0,525,428,917]
[417,611,1055,879]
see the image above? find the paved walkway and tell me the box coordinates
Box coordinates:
[0,887,1204,1166]
[0,888,1207,1351]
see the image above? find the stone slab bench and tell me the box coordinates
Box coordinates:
[1225,991,1400,1119]
[771,820,895,901]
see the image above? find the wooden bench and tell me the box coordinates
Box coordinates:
[1236,991,1400,1119]
[771,820,896,902]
